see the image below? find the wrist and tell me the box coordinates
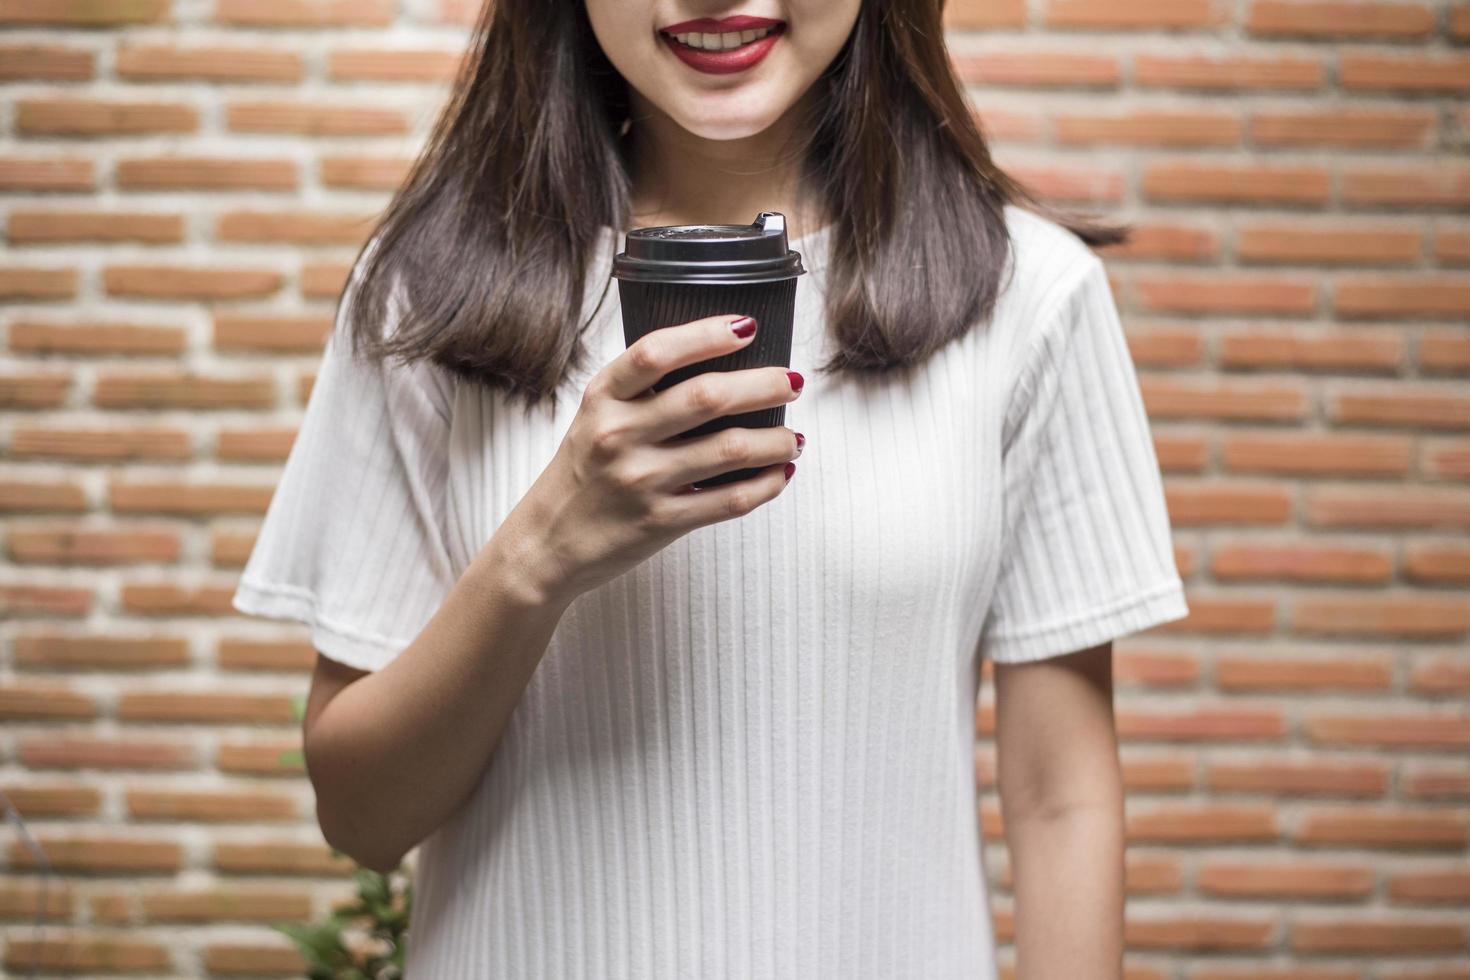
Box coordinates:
[476,515,579,612]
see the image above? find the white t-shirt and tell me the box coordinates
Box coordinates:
[232,203,1188,979]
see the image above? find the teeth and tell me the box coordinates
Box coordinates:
[670,25,773,49]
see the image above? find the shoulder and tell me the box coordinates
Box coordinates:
[999,203,1104,316]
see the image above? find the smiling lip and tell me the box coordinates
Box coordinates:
[660,14,782,33]
[658,18,784,75]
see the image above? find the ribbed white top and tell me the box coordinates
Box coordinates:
[233,204,1188,979]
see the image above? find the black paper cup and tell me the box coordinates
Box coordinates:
[612,211,805,489]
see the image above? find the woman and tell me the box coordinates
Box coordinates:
[232,1,1189,977]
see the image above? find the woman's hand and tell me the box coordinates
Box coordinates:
[507,313,804,604]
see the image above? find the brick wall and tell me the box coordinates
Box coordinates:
[1,0,1466,976]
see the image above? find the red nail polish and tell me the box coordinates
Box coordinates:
[787,370,804,392]
[731,316,757,338]
[784,461,796,481]
[795,432,805,456]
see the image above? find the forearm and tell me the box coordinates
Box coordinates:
[1003,795,1125,980]
[307,518,576,872]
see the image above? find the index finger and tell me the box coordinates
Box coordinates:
[601,313,754,401]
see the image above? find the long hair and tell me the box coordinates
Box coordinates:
[344,0,1129,413]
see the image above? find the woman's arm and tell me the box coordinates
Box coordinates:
[302,513,574,874]
[993,642,1125,980]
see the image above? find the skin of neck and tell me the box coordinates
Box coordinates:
[623,83,826,241]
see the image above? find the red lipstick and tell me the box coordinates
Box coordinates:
[658,16,785,75]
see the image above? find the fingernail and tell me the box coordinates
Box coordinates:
[784,461,796,481]
[794,432,805,457]
[787,370,804,392]
[731,316,757,338]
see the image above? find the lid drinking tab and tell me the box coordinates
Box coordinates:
[611,210,807,284]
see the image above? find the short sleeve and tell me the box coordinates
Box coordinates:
[980,255,1189,664]
[230,258,459,673]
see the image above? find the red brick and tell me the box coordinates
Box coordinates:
[1114,649,1201,687]
[109,480,275,514]
[213,314,332,352]
[215,210,374,245]
[319,155,412,190]
[216,738,307,775]
[1045,0,1225,30]
[14,633,189,670]
[1198,860,1374,898]
[1247,1,1435,38]
[0,0,169,25]
[0,265,76,299]
[216,636,314,672]
[8,319,187,354]
[1437,228,1470,266]
[116,157,296,191]
[1404,544,1470,585]
[1098,223,1220,262]
[1307,487,1470,528]
[0,156,92,191]
[1402,768,1470,800]
[1215,654,1393,691]
[1118,706,1287,741]
[215,0,395,26]
[1210,540,1393,582]
[1341,53,1470,92]
[16,98,197,136]
[8,211,185,245]
[103,265,283,301]
[1305,713,1470,749]
[1250,107,1435,148]
[117,691,295,724]
[1004,161,1126,203]
[952,50,1119,87]
[1218,327,1404,372]
[227,100,409,136]
[1133,52,1323,90]
[1330,385,1470,429]
[326,47,463,82]
[1297,808,1468,848]
[1342,164,1470,207]
[202,943,307,974]
[1292,594,1470,637]
[126,788,298,822]
[1236,223,1423,264]
[0,584,93,618]
[1144,161,1331,204]
[1157,594,1279,632]
[0,684,96,720]
[1207,758,1389,796]
[0,372,72,408]
[9,835,181,873]
[945,0,1029,28]
[302,261,351,298]
[19,736,195,770]
[1336,275,1470,319]
[96,372,276,409]
[8,527,183,566]
[1128,803,1279,842]
[0,43,94,80]
[1222,432,1412,476]
[1292,918,1467,952]
[1411,658,1470,695]
[1133,273,1318,314]
[3,938,170,975]
[1388,869,1470,904]
[1424,438,1470,479]
[214,429,295,461]
[1056,110,1240,146]
[1419,330,1470,373]
[121,582,238,616]
[0,479,88,513]
[116,44,303,82]
[1141,374,1311,419]
[0,783,102,817]
[7,426,191,461]
[1165,482,1294,524]
[213,839,354,875]
[1153,432,1209,471]
[1126,915,1276,951]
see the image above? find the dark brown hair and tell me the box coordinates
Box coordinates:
[344,0,1129,412]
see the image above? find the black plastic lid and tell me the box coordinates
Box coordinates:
[611,210,806,284]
